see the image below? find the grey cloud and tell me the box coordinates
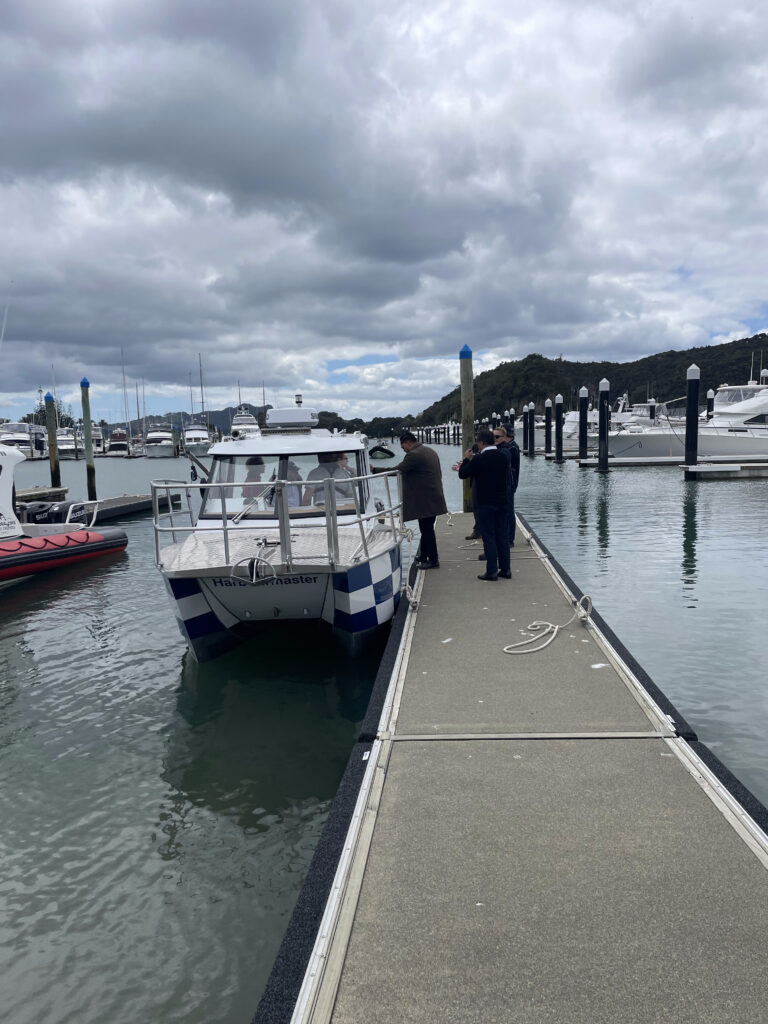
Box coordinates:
[614,10,766,110]
[3,0,768,420]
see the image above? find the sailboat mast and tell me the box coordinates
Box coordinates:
[121,347,132,441]
[199,352,206,424]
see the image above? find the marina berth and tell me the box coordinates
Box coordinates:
[608,378,768,460]
[152,402,404,662]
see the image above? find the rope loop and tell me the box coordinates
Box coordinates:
[503,594,592,655]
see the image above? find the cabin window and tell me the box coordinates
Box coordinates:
[199,452,366,520]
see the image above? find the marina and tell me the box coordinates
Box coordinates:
[2,445,768,1022]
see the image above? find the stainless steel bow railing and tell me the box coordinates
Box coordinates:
[151,469,403,573]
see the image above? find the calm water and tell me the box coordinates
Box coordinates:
[1,456,388,1024]
[2,449,768,1022]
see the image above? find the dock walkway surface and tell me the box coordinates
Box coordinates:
[255,514,768,1024]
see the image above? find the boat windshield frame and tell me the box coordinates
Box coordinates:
[198,450,369,521]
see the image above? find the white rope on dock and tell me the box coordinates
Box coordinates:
[503,594,593,655]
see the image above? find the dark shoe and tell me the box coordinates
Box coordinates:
[415,560,439,570]
[465,531,480,539]
[477,572,498,581]
[478,554,486,561]
[499,571,512,579]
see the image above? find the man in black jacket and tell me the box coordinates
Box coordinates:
[374,432,447,569]
[493,426,520,546]
[458,429,511,581]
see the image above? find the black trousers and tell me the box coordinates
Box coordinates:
[417,516,438,564]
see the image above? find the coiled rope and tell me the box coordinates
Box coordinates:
[503,594,593,655]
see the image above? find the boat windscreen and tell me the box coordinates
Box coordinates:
[199,451,366,519]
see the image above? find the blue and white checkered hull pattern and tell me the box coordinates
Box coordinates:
[330,545,401,634]
[164,576,241,662]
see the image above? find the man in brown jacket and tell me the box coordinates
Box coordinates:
[378,431,447,569]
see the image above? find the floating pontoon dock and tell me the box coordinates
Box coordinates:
[254,515,768,1024]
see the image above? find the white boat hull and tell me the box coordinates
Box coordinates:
[145,443,176,458]
[184,442,211,457]
[163,544,402,662]
[608,427,768,460]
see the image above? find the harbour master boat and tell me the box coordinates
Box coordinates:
[0,444,128,586]
[151,402,403,661]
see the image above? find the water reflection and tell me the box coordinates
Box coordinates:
[577,489,589,536]
[596,480,610,563]
[160,624,386,841]
[681,483,698,605]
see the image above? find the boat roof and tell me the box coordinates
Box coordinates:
[209,428,367,457]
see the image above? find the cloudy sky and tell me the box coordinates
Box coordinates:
[2,0,768,423]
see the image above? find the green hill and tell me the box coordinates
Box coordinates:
[417,333,768,424]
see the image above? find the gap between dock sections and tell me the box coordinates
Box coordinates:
[253,514,768,1024]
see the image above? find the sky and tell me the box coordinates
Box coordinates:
[2,0,768,423]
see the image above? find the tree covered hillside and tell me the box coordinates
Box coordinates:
[418,333,768,424]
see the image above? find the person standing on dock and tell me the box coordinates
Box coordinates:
[374,431,447,569]
[493,426,520,547]
[458,429,511,581]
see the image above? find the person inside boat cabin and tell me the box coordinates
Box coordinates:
[267,459,303,508]
[331,452,354,498]
[303,452,355,506]
[242,457,268,499]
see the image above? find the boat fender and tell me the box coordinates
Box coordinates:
[190,465,198,481]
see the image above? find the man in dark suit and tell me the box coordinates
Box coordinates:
[493,426,520,546]
[458,429,511,581]
[374,431,447,569]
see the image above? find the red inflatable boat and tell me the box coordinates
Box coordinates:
[0,528,128,582]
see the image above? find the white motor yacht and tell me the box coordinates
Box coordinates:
[608,378,768,459]
[90,424,106,455]
[182,420,212,457]
[0,422,48,459]
[144,422,177,458]
[227,405,261,441]
[561,394,684,449]
[55,427,82,459]
[151,402,404,662]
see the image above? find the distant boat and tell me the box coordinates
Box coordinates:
[369,443,395,459]
[90,424,106,455]
[55,427,82,460]
[144,422,176,458]
[0,422,48,459]
[106,428,129,457]
[227,405,261,441]
[608,378,768,460]
[182,419,213,457]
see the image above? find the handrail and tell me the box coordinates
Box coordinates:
[150,469,402,573]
